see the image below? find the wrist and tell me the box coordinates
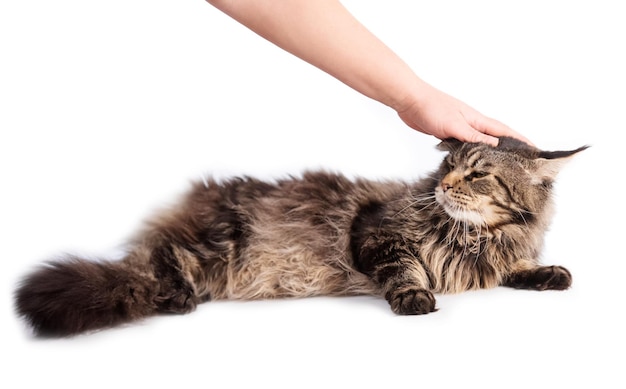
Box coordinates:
[389,77,432,114]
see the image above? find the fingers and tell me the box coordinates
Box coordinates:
[468,131,499,147]
[454,123,499,146]
[471,115,534,146]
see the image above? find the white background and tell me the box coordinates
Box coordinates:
[1,1,624,387]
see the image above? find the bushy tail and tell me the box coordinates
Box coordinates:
[15,255,164,337]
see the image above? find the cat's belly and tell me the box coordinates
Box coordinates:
[219,244,378,300]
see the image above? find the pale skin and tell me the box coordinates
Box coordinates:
[206,0,531,146]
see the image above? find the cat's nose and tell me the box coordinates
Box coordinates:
[441,182,453,192]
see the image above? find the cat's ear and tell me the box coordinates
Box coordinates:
[436,138,463,153]
[532,145,589,183]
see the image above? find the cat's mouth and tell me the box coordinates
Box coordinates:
[435,188,486,226]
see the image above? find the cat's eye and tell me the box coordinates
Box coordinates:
[465,171,489,181]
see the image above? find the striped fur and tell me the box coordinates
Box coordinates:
[14,137,587,336]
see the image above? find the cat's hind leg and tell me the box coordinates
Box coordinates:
[149,244,200,314]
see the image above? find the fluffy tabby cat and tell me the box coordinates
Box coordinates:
[15,137,587,336]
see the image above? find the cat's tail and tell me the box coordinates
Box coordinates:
[14,247,199,337]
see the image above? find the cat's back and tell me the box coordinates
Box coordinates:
[185,170,403,219]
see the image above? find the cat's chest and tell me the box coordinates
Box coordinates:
[415,223,506,258]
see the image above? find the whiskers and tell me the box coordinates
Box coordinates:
[377,189,440,231]
[514,208,537,230]
[385,185,494,267]
[390,190,439,219]
[442,202,491,266]
[469,210,490,267]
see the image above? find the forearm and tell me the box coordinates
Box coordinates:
[206,0,424,111]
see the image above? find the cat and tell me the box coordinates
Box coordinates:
[14,137,587,337]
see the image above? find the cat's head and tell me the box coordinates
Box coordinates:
[433,137,588,228]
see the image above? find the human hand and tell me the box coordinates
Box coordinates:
[397,84,532,147]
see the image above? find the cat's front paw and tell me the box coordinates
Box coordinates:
[387,287,437,315]
[532,265,572,290]
[504,265,572,291]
